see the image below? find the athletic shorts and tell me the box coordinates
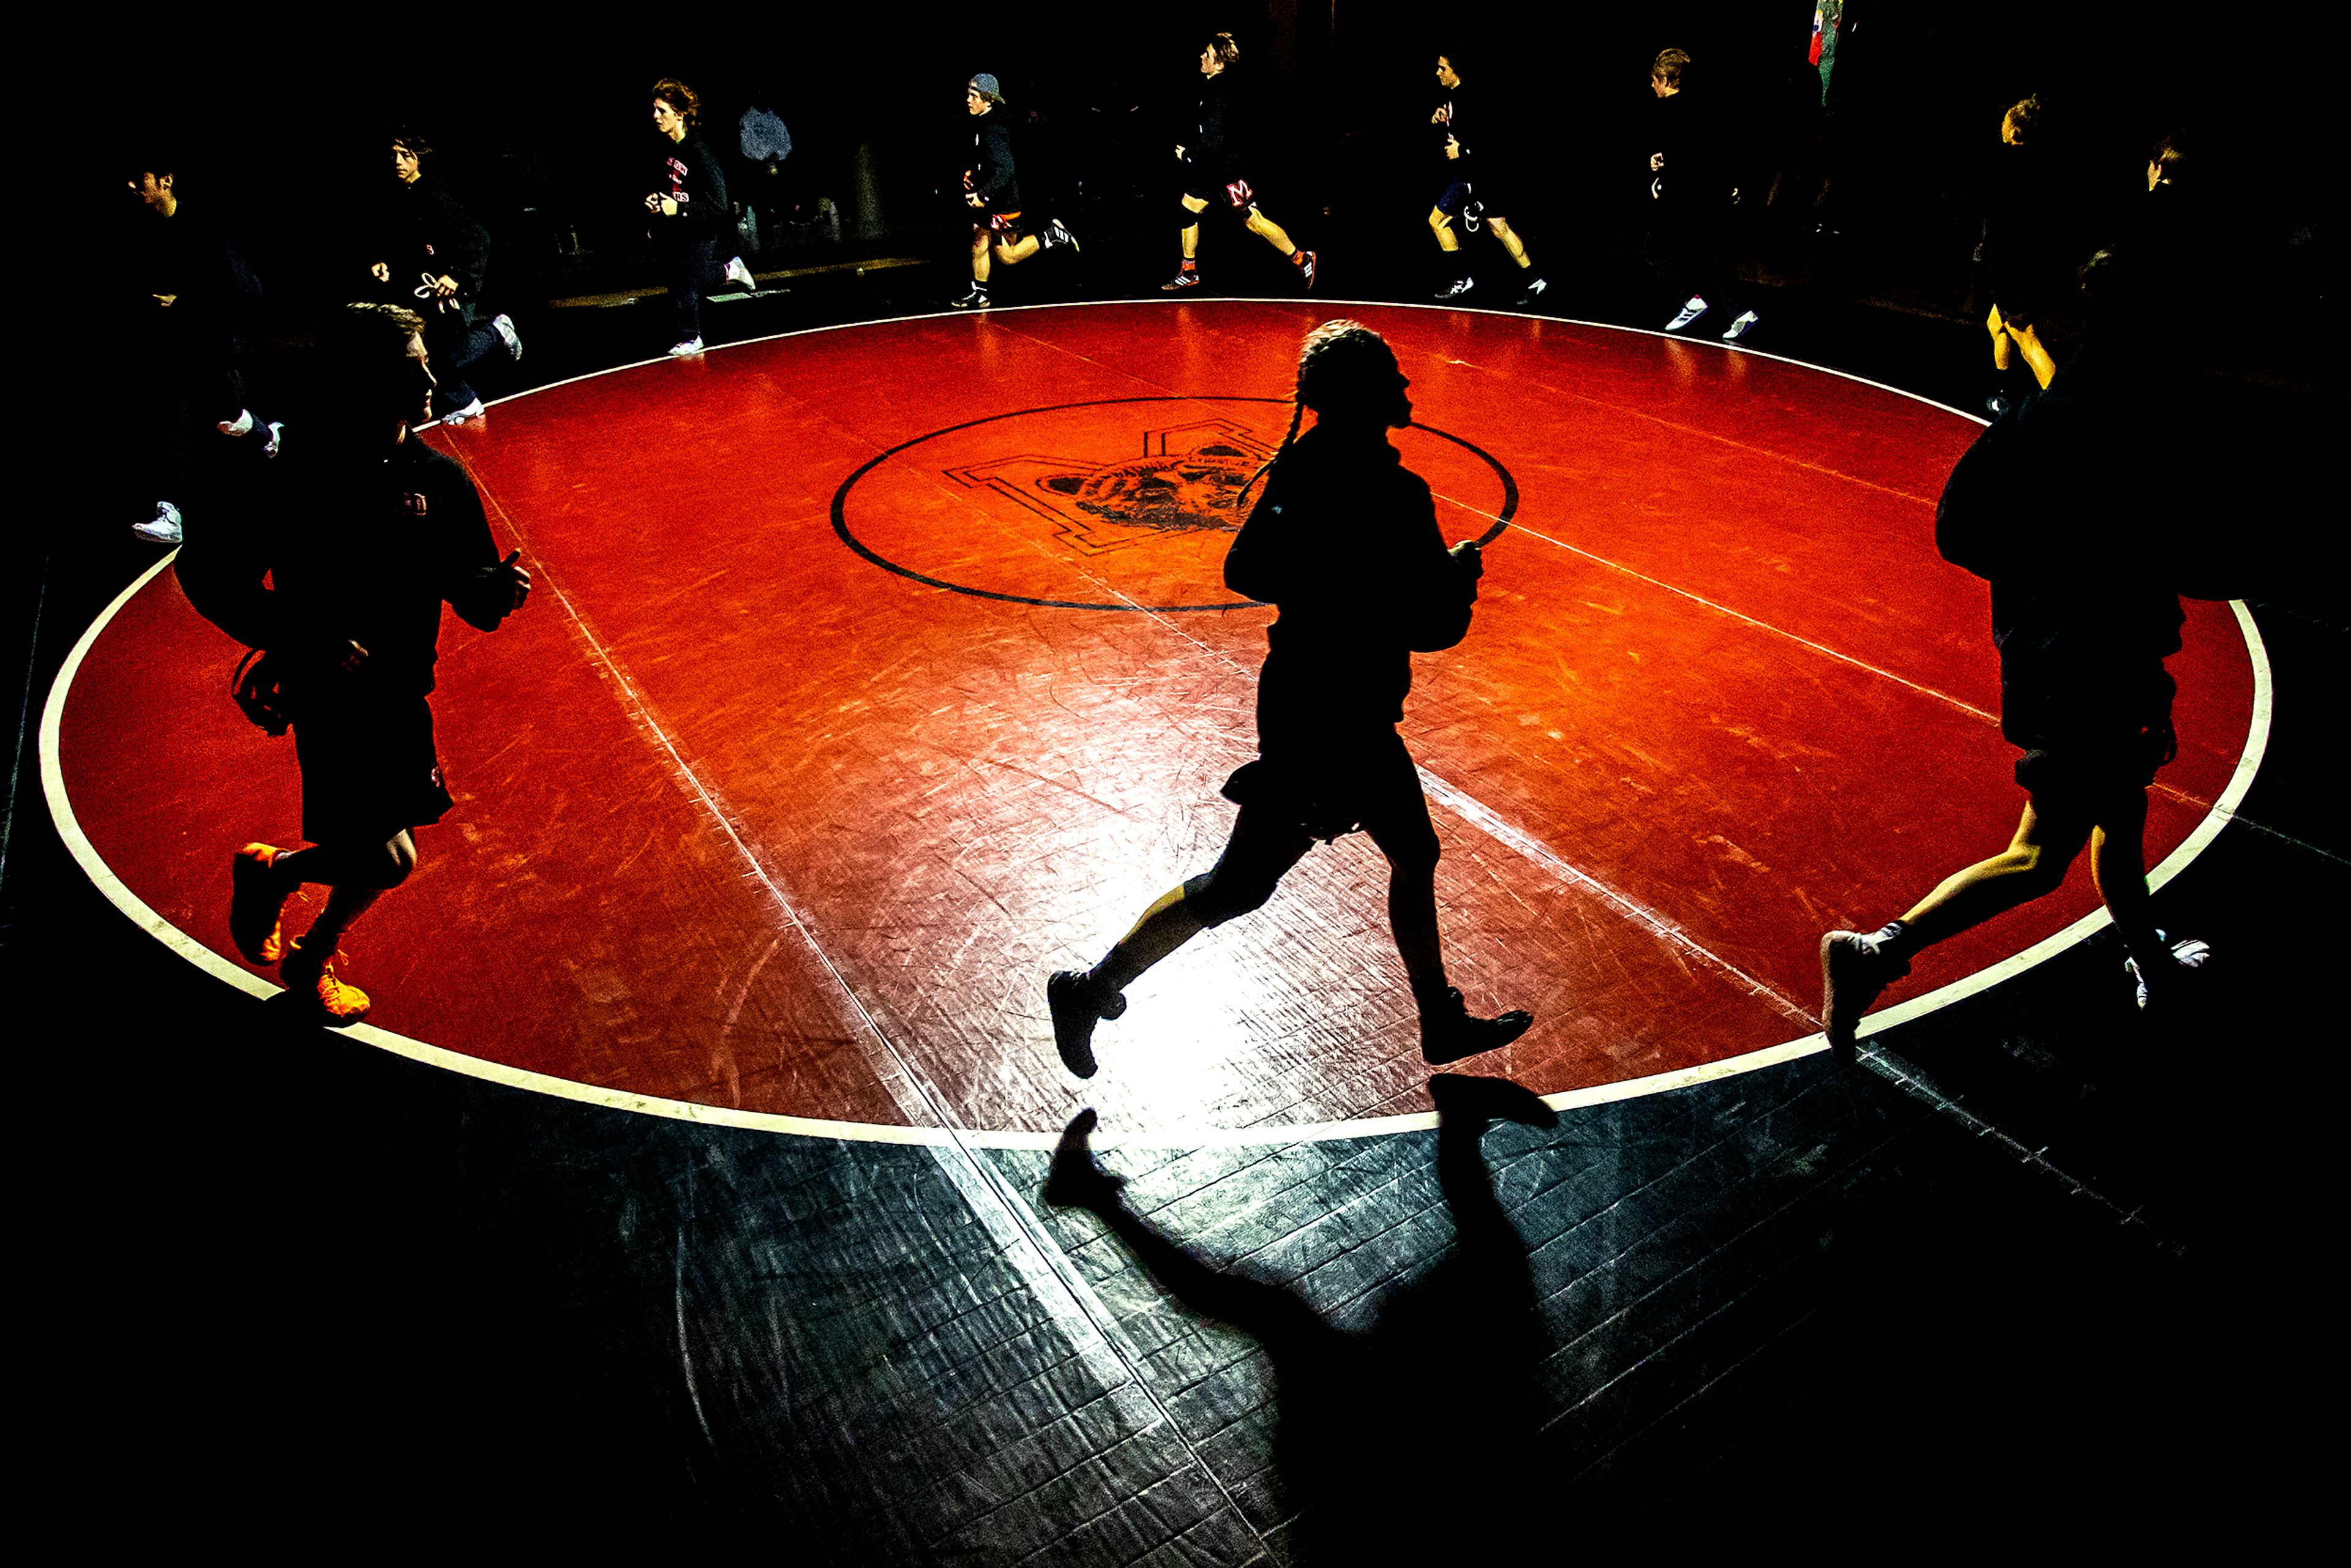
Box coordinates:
[979,209,1024,236]
[1185,177,1257,213]
[293,694,454,847]
[1221,727,1438,859]
[2004,669,2177,817]
[1434,179,1490,220]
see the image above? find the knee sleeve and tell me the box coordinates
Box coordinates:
[1178,195,1204,224]
[1181,867,1276,928]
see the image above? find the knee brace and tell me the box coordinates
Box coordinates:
[1181,868,1277,928]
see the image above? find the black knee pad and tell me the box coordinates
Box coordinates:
[1182,868,1276,928]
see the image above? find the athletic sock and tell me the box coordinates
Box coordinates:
[1290,250,1307,266]
[1179,258,1197,272]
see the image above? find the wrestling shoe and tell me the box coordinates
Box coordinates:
[1434,275,1477,301]
[491,313,523,360]
[2124,932,2212,1010]
[1820,927,1910,1062]
[667,337,705,357]
[1161,268,1202,291]
[282,936,372,1024]
[1663,294,1710,331]
[217,408,255,437]
[1515,276,1550,308]
[229,843,293,965]
[1043,1109,1127,1209]
[1041,218,1080,252]
[950,284,991,309]
[1429,1072,1559,1130]
[1984,392,2012,418]
[132,501,183,545]
[721,255,756,290]
[262,421,284,459]
[1295,249,1317,290]
[1418,986,1534,1065]
[1047,969,1127,1079]
[1720,310,1761,341]
[440,397,486,425]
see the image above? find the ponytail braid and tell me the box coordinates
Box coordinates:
[1235,318,1392,513]
[1237,393,1307,512]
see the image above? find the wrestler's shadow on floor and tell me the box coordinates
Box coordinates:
[1044,1076,1559,1564]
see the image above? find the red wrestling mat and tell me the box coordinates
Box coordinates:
[49,302,2261,1141]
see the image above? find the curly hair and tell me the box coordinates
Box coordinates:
[1651,48,1690,88]
[651,77,700,125]
[2003,94,2044,142]
[1238,320,1398,509]
[1205,32,1240,69]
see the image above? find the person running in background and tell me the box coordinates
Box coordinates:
[1426,50,1547,307]
[176,303,532,1024]
[1161,34,1316,294]
[645,78,756,357]
[1645,48,1760,340]
[122,155,269,544]
[1818,249,2210,1057]
[952,73,1078,310]
[363,130,520,424]
[1048,321,1529,1079]
[1979,95,2064,414]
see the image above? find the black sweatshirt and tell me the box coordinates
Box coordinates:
[651,133,730,241]
[1224,426,1479,735]
[1432,82,1512,182]
[1934,348,2184,732]
[178,430,514,702]
[968,110,1021,211]
[130,202,262,339]
[369,175,491,301]
[1186,73,1243,186]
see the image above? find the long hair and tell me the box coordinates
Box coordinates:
[1236,320,1394,511]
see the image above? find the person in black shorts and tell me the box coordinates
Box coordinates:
[176,302,533,1022]
[1160,33,1316,293]
[362,130,521,424]
[1426,50,1547,307]
[645,78,755,357]
[1048,320,1531,1078]
[1818,254,2210,1056]
[952,73,1078,310]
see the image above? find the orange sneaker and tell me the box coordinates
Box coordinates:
[230,843,292,964]
[282,936,372,1024]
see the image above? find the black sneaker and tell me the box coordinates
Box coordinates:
[1047,969,1127,1078]
[1042,219,1079,253]
[1515,276,1549,308]
[1161,268,1202,292]
[1434,276,1477,302]
[1296,250,1317,290]
[2124,931,2212,1010]
[1819,929,1911,1062]
[1419,986,1534,1065]
[950,284,991,310]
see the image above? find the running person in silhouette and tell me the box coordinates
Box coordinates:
[952,72,1078,310]
[1427,50,1547,307]
[177,302,532,1023]
[1049,321,1530,1076]
[1161,33,1316,293]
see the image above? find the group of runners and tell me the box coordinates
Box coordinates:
[146,45,2207,1084]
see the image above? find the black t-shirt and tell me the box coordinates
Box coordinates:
[1224,426,1479,736]
[177,428,514,702]
[1432,81,1513,184]
[1187,73,1245,185]
[367,176,492,302]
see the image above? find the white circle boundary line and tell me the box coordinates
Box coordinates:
[45,302,2271,1150]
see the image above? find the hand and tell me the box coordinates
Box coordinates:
[966,192,984,208]
[1173,144,1185,160]
[1431,106,1450,125]
[493,549,532,612]
[431,274,459,298]
[1649,151,1665,173]
[154,293,178,308]
[332,637,370,676]
[1449,539,1485,580]
[1444,136,1461,161]
[645,192,661,212]
[659,196,680,217]
[369,261,391,282]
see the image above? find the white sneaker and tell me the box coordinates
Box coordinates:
[1434,276,1476,301]
[722,256,756,290]
[1720,310,1760,341]
[491,313,522,360]
[668,337,705,357]
[263,421,283,459]
[1664,295,1710,331]
[441,397,486,425]
[217,408,255,437]
[132,501,184,545]
[2125,932,2212,1010]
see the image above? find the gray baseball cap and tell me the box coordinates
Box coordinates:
[969,73,1003,102]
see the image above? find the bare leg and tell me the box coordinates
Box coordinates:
[2087,791,2174,975]
[2009,321,2057,388]
[1428,207,1461,255]
[1486,216,1534,269]
[1090,807,1314,992]
[994,234,1042,266]
[277,830,417,951]
[1383,857,1448,993]
[1244,208,1299,257]
[1988,304,2014,373]
[970,227,992,284]
[1888,804,2090,954]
